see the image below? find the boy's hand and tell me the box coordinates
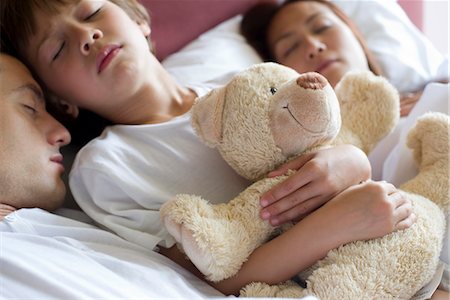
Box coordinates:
[0,204,16,220]
[260,145,371,226]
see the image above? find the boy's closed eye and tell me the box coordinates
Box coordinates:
[53,41,65,61]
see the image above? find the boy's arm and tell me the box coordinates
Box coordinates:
[161,181,415,296]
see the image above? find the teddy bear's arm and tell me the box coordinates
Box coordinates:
[334,71,400,154]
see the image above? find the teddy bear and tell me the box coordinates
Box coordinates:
[160,63,448,299]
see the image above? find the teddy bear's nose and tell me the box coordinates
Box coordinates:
[297,72,328,90]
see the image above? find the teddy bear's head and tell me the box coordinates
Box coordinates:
[192,63,341,181]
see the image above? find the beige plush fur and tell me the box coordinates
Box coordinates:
[160,63,448,299]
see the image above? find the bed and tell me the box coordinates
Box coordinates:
[1,0,448,298]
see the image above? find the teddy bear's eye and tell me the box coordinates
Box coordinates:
[270,87,277,95]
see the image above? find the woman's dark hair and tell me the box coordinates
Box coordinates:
[241,0,382,76]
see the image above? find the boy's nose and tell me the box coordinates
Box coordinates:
[81,28,103,54]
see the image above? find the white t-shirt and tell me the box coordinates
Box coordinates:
[69,110,250,251]
[0,208,225,299]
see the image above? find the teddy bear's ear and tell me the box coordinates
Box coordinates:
[191,87,226,147]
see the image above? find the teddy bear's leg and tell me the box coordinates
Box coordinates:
[161,194,253,281]
[160,176,285,282]
[400,112,450,213]
[240,281,310,298]
[300,208,445,300]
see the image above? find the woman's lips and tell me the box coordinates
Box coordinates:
[97,45,122,74]
[315,59,338,73]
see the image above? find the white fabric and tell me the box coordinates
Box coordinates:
[1,208,317,300]
[69,110,250,251]
[334,0,445,93]
[369,57,450,181]
[163,1,445,94]
[0,208,224,299]
[163,15,262,90]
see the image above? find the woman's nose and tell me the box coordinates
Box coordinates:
[80,28,103,54]
[305,37,325,59]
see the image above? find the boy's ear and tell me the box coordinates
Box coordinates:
[137,21,151,38]
[59,99,79,119]
[47,93,79,120]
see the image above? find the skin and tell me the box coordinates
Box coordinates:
[17,0,416,295]
[267,1,368,89]
[259,1,372,224]
[0,54,71,217]
[23,0,195,125]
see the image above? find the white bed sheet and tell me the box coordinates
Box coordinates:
[0,208,317,299]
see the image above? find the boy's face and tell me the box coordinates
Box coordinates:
[23,0,151,117]
[0,54,71,210]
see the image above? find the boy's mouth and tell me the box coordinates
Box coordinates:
[97,44,122,74]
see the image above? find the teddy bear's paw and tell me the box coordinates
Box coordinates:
[189,218,260,282]
[160,195,257,282]
[336,71,398,107]
[334,71,399,154]
[240,281,307,298]
[402,112,450,212]
[407,112,450,168]
[160,194,215,243]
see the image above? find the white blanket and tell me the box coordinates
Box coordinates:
[0,208,317,299]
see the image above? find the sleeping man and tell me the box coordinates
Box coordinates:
[0,54,71,219]
[0,53,223,299]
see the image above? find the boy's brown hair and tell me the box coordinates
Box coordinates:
[0,0,151,62]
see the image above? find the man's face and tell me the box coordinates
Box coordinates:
[0,54,71,210]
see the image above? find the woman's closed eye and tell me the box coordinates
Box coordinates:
[314,25,331,34]
[283,41,300,58]
[85,8,101,21]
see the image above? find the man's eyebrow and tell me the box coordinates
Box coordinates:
[15,83,45,104]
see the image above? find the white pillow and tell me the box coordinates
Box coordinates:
[334,0,445,92]
[163,15,262,90]
[162,0,445,93]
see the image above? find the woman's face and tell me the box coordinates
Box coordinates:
[267,1,369,87]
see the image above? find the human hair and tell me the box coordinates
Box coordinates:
[0,0,149,145]
[241,0,382,76]
[0,0,151,62]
